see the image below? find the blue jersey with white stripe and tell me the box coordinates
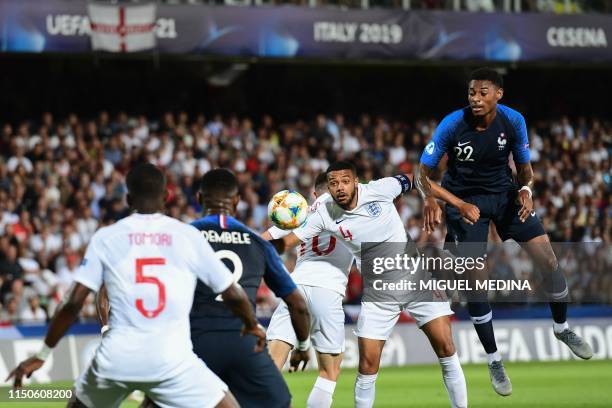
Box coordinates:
[190,214,296,332]
[420,104,530,197]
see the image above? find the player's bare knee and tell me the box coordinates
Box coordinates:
[546,255,559,273]
[319,369,340,381]
[358,354,380,374]
[319,362,341,381]
[435,340,456,358]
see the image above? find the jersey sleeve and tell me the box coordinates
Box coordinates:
[267,225,291,240]
[366,176,408,200]
[502,106,531,164]
[186,226,234,294]
[420,110,462,168]
[293,210,325,243]
[260,239,297,298]
[73,234,104,292]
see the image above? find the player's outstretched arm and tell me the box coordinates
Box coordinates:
[283,289,312,372]
[268,232,303,254]
[416,163,480,232]
[260,230,274,241]
[261,229,286,254]
[6,283,92,387]
[221,283,266,352]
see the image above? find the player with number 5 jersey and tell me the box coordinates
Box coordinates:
[6,164,263,408]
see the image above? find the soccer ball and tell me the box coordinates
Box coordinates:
[268,190,309,230]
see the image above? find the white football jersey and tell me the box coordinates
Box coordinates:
[268,193,354,295]
[73,213,234,382]
[293,177,410,270]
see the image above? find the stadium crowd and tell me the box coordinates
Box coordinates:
[0,111,610,324]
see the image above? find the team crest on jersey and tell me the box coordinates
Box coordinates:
[425,141,435,155]
[497,133,507,150]
[366,202,382,217]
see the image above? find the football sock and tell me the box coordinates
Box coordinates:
[487,351,502,365]
[550,302,568,325]
[553,321,570,334]
[439,353,468,408]
[307,377,335,408]
[468,302,498,354]
[543,266,569,324]
[354,372,377,408]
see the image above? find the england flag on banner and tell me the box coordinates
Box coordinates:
[88,2,156,52]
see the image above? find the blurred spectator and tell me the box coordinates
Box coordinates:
[19,294,47,322]
[56,250,81,297]
[0,110,610,322]
[0,294,19,324]
[0,243,23,284]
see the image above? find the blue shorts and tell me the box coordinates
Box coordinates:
[192,330,291,408]
[445,190,546,257]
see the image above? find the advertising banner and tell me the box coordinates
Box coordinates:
[1,318,611,389]
[0,0,611,61]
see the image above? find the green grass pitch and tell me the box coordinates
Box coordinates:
[1,360,611,407]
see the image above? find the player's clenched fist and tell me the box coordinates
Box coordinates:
[458,201,480,225]
[288,349,310,373]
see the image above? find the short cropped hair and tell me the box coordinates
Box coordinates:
[126,163,166,200]
[326,161,357,177]
[470,67,504,89]
[199,168,239,197]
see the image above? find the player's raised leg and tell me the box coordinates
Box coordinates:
[444,203,511,396]
[465,271,512,396]
[520,234,593,359]
[496,184,593,360]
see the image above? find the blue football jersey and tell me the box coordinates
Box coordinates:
[420,104,531,197]
[190,214,296,332]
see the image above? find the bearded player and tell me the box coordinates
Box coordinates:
[276,162,468,408]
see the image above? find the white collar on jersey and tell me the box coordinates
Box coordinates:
[131,212,164,219]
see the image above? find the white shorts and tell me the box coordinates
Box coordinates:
[267,285,345,354]
[354,301,454,341]
[75,353,228,408]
